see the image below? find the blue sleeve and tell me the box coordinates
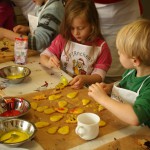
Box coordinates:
[28,1,64,51]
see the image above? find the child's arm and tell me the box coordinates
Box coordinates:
[13,25,30,35]
[40,49,60,69]
[88,83,139,125]
[69,74,102,89]
[0,28,28,40]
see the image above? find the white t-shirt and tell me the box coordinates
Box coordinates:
[12,0,36,19]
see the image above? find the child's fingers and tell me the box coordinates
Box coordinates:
[50,56,60,68]
[69,77,79,85]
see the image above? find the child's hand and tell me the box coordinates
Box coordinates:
[13,25,29,34]
[69,75,85,89]
[48,55,60,68]
[88,83,108,102]
[100,82,113,95]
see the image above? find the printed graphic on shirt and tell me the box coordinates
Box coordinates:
[61,42,102,76]
[72,58,86,75]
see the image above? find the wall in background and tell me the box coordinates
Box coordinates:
[14,7,28,26]
[141,0,150,19]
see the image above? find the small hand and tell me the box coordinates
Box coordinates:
[100,82,113,95]
[69,75,85,89]
[13,25,29,34]
[48,55,60,68]
[88,83,107,102]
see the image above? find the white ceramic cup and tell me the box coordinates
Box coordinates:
[75,113,100,140]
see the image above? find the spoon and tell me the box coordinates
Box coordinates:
[0,133,19,143]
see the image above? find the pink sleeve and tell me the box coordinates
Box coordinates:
[47,34,66,59]
[94,42,112,72]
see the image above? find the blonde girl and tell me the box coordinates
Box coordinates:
[40,0,112,89]
[88,19,150,127]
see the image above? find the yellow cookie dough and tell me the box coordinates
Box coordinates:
[47,126,59,134]
[37,106,48,112]
[48,94,62,101]
[50,115,64,122]
[82,99,90,106]
[44,108,55,114]
[55,107,68,113]
[58,100,67,107]
[99,120,106,127]
[58,126,69,135]
[66,115,77,123]
[98,104,105,111]
[30,102,38,110]
[69,107,84,114]
[35,122,50,128]
[67,91,78,99]
[33,94,47,100]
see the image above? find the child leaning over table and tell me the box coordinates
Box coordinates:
[88,19,150,127]
[40,0,112,89]
[0,0,64,51]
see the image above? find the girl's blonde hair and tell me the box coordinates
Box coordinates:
[116,19,150,66]
[60,0,102,42]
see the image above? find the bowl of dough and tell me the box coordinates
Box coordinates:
[0,118,37,147]
[0,65,31,84]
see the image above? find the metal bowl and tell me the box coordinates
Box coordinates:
[0,97,31,120]
[0,65,31,84]
[0,119,37,147]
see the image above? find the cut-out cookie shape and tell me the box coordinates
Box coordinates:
[50,114,64,122]
[82,98,90,106]
[44,108,55,114]
[47,126,59,134]
[30,102,38,110]
[99,120,106,127]
[98,104,105,111]
[66,115,77,123]
[37,106,48,112]
[67,91,78,99]
[33,94,47,100]
[35,121,50,128]
[48,94,62,101]
[58,100,67,107]
[69,107,84,114]
[58,126,69,135]
[55,107,68,113]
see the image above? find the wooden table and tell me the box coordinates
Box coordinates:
[0,55,147,150]
[0,38,39,63]
[21,87,130,150]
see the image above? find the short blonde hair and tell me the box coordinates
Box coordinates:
[116,19,150,66]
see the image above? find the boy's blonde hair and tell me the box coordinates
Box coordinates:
[60,0,102,42]
[116,19,150,66]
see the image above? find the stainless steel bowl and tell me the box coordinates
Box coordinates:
[0,97,31,120]
[0,65,31,84]
[0,119,37,147]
